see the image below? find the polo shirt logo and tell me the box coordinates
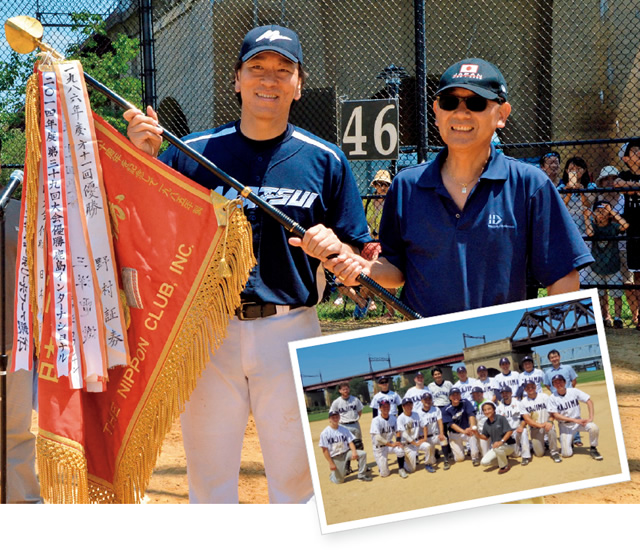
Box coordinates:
[488,213,503,226]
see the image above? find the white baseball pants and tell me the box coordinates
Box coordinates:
[402,441,430,472]
[372,445,405,477]
[449,432,480,462]
[558,421,599,458]
[329,450,368,483]
[180,306,318,503]
[529,426,560,457]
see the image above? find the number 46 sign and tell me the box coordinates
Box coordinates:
[340,99,399,160]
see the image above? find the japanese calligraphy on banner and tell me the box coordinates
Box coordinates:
[11,61,255,502]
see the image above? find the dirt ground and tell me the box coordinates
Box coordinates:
[30,322,636,504]
[139,322,639,505]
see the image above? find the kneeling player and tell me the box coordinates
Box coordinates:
[443,388,480,466]
[519,380,562,463]
[417,392,448,472]
[548,375,603,461]
[397,398,430,474]
[496,385,531,465]
[370,399,408,478]
[476,401,516,474]
[319,410,371,483]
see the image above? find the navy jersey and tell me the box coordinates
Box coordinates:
[160,121,371,306]
[379,144,593,317]
[442,399,476,432]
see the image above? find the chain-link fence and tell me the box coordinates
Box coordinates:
[2,0,640,325]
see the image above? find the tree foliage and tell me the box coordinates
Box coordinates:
[1,12,141,190]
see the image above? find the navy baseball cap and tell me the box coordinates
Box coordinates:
[471,386,484,394]
[401,397,413,406]
[500,384,512,393]
[552,374,566,383]
[521,356,534,364]
[239,25,303,64]
[456,366,467,372]
[378,398,391,406]
[477,365,487,371]
[328,409,340,418]
[421,392,432,400]
[499,357,511,365]
[449,388,461,396]
[436,58,508,101]
[377,376,390,383]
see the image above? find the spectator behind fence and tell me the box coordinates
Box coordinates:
[539,151,561,186]
[585,200,629,328]
[557,156,597,236]
[614,139,640,329]
[365,169,392,238]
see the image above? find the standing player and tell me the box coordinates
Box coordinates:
[397,398,430,475]
[443,388,481,466]
[428,367,454,411]
[516,356,545,399]
[496,385,531,465]
[476,401,516,474]
[493,357,521,400]
[124,25,370,503]
[330,380,364,475]
[476,365,497,402]
[370,399,407,478]
[453,366,479,402]
[370,376,402,417]
[403,371,428,412]
[470,386,492,458]
[417,392,448,472]
[519,380,562,463]
[548,375,603,460]
[319,410,371,484]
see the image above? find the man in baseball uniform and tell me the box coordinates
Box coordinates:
[417,392,448,472]
[370,399,407,478]
[370,376,402,417]
[403,371,428,412]
[496,385,531,465]
[442,387,480,466]
[548,375,603,460]
[516,356,545,399]
[330,380,365,475]
[125,25,370,503]
[493,357,521,400]
[453,366,479,402]
[470,386,492,458]
[519,379,562,463]
[319,410,371,484]
[397,398,430,474]
[428,367,454,411]
[476,401,516,474]
[476,365,497,402]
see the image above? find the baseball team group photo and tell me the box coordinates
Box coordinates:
[291,294,626,530]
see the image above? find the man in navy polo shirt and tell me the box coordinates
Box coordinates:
[323,58,593,318]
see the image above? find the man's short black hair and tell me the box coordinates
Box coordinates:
[431,367,442,375]
[547,349,560,359]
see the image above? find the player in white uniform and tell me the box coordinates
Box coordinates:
[428,367,454,410]
[476,365,497,402]
[417,392,447,472]
[403,371,428,413]
[519,379,562,463]
[370,376,402,417]
[319,410,371,483]
[330,380,365,475]
[397,398,430,474]
[453,366,479,402]
[516,356,545,399]
[470,387,492,458]
[496,385,531,465]
[493,357,521,401]
[369,399,407,478]
[548,374,603,460]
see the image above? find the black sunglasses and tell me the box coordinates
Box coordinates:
[437,94,502,112]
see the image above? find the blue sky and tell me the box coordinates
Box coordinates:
[296,298,600,385]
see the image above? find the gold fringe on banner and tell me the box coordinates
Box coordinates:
[38,196,254,504]
[100,197,255,503]
[24,71,42,349]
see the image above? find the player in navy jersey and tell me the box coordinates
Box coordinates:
[124,25,369,504]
